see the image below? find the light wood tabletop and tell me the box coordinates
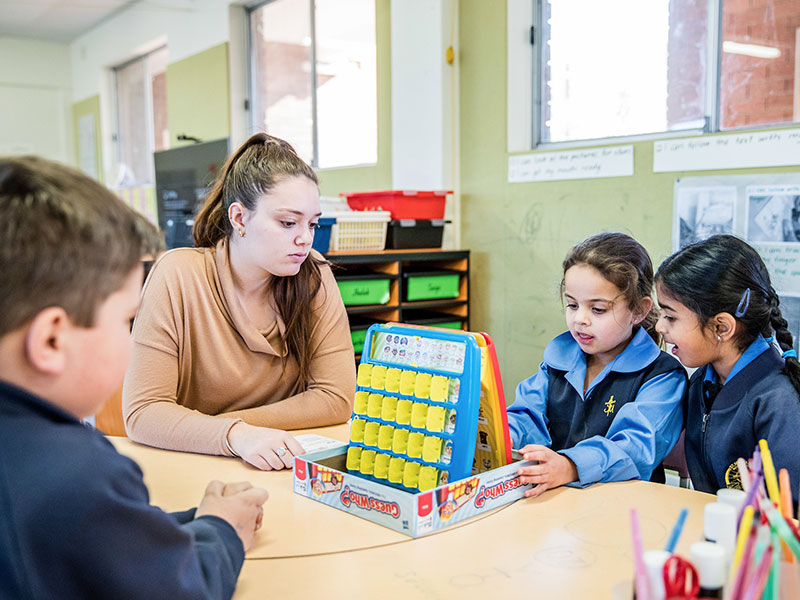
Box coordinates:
[111,425,717,599]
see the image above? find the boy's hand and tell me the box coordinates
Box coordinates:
[196,480,269,551]
[227,423,306,470]
[516,444,579,498]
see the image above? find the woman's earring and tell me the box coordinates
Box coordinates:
[717,334,721,342]
[238,228,246,238]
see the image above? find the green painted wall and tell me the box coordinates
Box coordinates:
[166,43,231,147]
[458,0,800,392]
[317,0,392,196]
[72,95,103,183]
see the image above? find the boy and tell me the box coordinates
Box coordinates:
[0,156,268,599]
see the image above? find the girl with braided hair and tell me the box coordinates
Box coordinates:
[656,234,800,500]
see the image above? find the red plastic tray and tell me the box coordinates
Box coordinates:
[341,190,451,220]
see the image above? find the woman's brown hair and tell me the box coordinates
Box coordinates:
[561,232,661,345]
[193,133,326,385]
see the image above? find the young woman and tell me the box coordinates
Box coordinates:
[508,233,686,497]
[123,134,356,470]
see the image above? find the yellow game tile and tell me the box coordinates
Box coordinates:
[426,405,446,433]
[374,453,391,479]
[418,466,439,491]
[395,399,413,425]
[429,375,448,402]
[407,432,425,458]
[385,368,402,393]
[357,363,373,387]
[364,421,380,447]
[392,428,410,454]
[414,373,432,399]
[380,396,398,422]
[359,450,376,475]
[346,446,363,470]
[370,365,387,390]
[377,425,395,450]
[349,418,366,443]
[399,370,417,396]
[388,457,406,483]
[402,461,421,489]
[366,393,384,418]
[422,436,443,463]
[410,402,428,429]
[353,391,369,415]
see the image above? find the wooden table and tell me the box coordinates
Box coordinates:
[111,425,716,599]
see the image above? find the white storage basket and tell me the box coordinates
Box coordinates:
[330,211,391,251]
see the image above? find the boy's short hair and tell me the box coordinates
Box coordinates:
[0,156,164,336]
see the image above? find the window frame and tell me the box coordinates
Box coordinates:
[112,47,167,186]
[246,0,377,169]
[524,0,798,151]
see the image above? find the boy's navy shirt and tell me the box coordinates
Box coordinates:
[508,327,686,486]
[686,336,800,502]
[0,379,245,600]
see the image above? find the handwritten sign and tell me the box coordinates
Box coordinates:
[654,129,800,172]
[508,145,633,183]
[752,243,800,297]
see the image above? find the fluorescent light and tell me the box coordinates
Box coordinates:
[722,41,781,59]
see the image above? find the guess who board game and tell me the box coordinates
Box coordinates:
[345,323,512,492]
[293,323,530,537]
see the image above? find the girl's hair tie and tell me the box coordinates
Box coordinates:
[782,349,797,360]
[734,288,751,318]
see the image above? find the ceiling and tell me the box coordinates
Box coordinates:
[0,0,139,43]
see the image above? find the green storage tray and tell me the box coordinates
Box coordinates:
[405,273,460,301]
[337,278,391,306]
[351,328,368,354]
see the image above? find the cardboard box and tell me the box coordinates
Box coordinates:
[293,446,533,537]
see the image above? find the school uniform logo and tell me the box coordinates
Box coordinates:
[603,395,616,416]
[725,462,743,490]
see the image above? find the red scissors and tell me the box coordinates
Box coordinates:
[662,554,700,599]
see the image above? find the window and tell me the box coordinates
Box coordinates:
[248,0,377,168]
[113,46,168,186]
[533,0,800,145]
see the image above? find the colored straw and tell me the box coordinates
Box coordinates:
[739,468,764,526]
[729,522,758,600]
[741,543,774,600]
[738,457,751,492]
[732,506,755,575]
[664,507,688,554]
[779,469,793,519]
[630,509,651,600]
[759,439,781,506]
[760,499,800,560]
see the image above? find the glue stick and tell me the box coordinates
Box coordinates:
[690,541,726,599]
[642,550,670,600]
[704,501,737,566]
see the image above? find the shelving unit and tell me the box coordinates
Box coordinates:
[325,249,470,358]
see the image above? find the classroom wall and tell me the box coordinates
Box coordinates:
[0,37,74,164]
[166,43,230,148]
[458,0,800,393]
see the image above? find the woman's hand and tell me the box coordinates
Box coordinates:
[516,444,578,498]
[226,422,306,470]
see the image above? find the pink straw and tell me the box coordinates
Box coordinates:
[741,544,774,600]
[630,509,651,600]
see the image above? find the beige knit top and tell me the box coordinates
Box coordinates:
[121,238,356,455]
